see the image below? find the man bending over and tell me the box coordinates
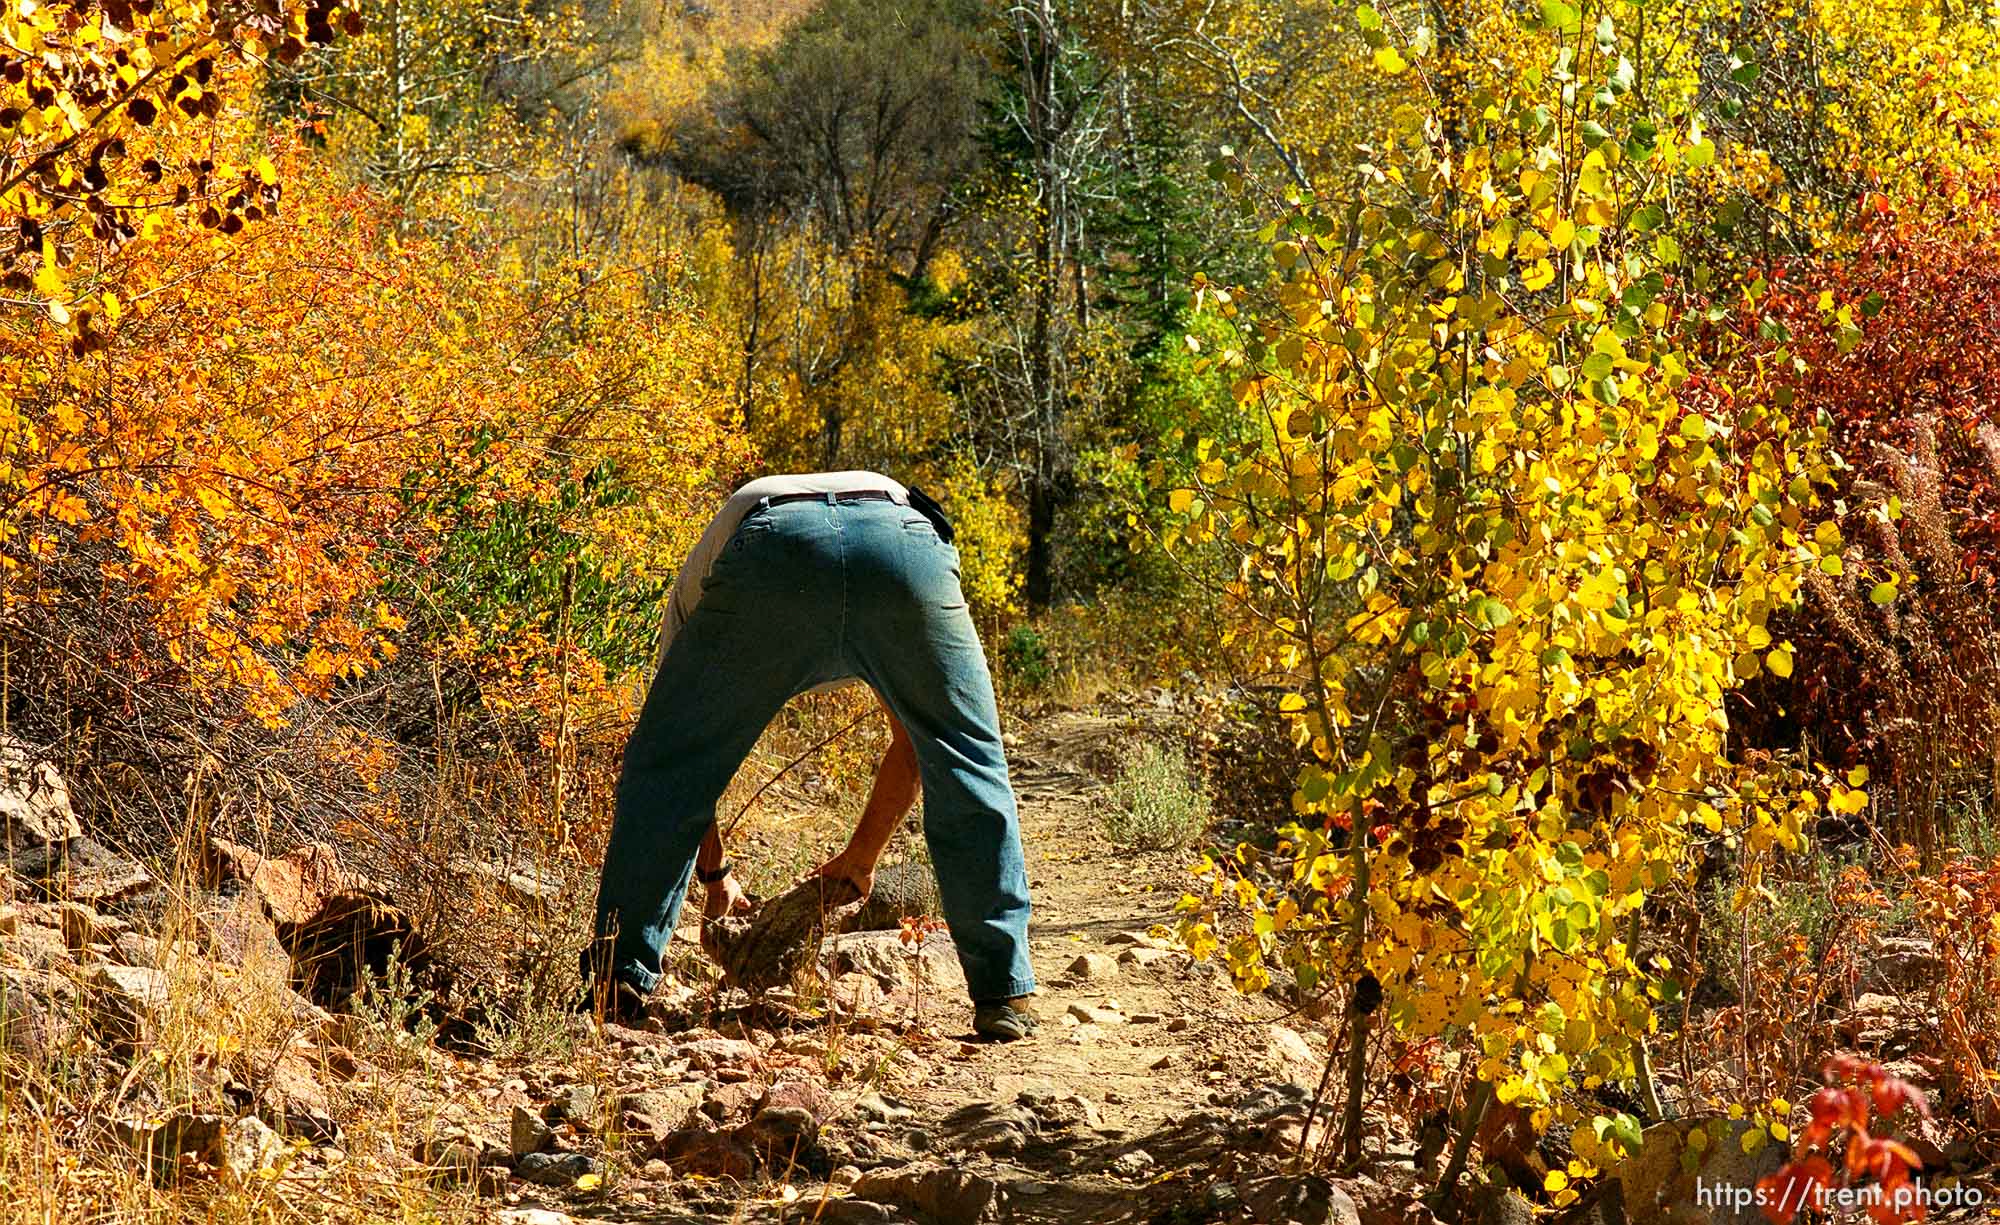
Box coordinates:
[583,471,1038,1041]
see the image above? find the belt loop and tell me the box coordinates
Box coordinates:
[823,491,836,504]
[756,495,772,511]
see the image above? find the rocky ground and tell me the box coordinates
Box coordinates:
[2,709,1995,1224]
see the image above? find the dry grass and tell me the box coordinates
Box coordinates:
[0,863,573,1223]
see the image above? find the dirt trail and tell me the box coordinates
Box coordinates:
[850,706,1304,1222]
[493,704,1326,1225]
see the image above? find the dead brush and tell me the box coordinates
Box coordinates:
[1805,420,2000,865]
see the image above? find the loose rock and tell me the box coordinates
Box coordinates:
[656,1122,758,1179]
[742,1104,823,1171]
[1110,1149,1156,1178]
[218,1115,283,1187]
[677,1036,761,1071]
[1265,1023,1322,1085]
[89,962,169,1051]
[542,1083,599,1127]
[1065,952,1120,980]
[515,1151,597,1188]
[852,1164,1008,1223]
[855,1092,914,1124]
[937,1100,1040,1155]
[1242,1174,1363,1225]
[1066,1002,1123,1026]
[820,1201,898,1225]
[824,929,965,993]
[618,1085,705,1136]
[511,1105,553,1157]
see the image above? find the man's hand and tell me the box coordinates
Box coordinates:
[813,846,878,900]
[701,873,752,921]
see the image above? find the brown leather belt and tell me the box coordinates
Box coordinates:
[756,489,900,509]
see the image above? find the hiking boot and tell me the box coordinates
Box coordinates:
[973,997,1038,1042]
[578,977,650,1027]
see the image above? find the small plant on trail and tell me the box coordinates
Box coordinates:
[470,972,581,1064]
[1003,625,1054,689]
[1105,740,1213,850]
[899,913,948,1030]
[346,944,440,1072]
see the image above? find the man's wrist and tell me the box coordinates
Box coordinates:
[695,860,733,886]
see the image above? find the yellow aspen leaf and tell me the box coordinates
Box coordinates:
[1374,46,1409,74]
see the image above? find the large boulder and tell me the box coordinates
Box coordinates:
[276,889,429,1008]
[822,929,966,995]
[208,839,364,927]
[89,963,171,1052]
[1619,1118,1788,1225]
[0,737,81,854]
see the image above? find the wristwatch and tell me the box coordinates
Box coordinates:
[695,860,733,886]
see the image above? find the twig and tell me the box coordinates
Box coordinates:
[720,707,875,836]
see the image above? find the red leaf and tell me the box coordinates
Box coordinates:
[1758,1156,1834,1225]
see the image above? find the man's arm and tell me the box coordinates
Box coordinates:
[814,702,920,897]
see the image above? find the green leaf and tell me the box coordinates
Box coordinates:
[1610,1113,1644,1155]
[1540,0,1581,33]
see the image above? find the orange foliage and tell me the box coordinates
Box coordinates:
[2,134,742,730]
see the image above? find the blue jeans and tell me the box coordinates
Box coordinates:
[589,495,1036,1004]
